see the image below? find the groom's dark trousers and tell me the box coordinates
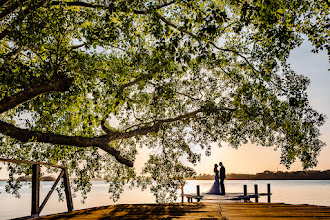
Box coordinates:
[220,166,226,194]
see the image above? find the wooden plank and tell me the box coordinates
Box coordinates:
[218,203,330,219]
[0,158,66,168]
[36,203,330,219]
[36,203,220,219]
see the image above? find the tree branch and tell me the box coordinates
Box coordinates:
[134,0,177,14]
[154,12,260,73]
[0,0,11,8]
[0,89,236,167]
[157,108,204,123]
[0,0,46,40]
[69,42,88,50]
[154,12,198,39]
[0,0,26,20]
[0,108,211,167]
[112,123,161,141]
[124,106,236,132]
[157,107,236,123]
[51,1,176,14]
[100,119,119,135]
[51,1,105,8]
[147,81,201,102]
[119,74,149,90]
[0,120,133,167]
[0,76,73,114]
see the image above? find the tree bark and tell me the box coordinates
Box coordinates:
[0,120,134,167]
[0,76,73,114]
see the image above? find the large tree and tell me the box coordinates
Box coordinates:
[0,0,328,202]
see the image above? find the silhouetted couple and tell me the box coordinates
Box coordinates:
[206,162,226,195]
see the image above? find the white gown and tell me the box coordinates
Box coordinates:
[206,171,221,195]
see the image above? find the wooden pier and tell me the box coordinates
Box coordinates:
[10,182,330,219]
[182,184,272,203]
[30,184,330,219]
[3,174,329,219]
[34,202,330,219]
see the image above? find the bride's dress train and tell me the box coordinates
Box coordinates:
[206,176,221,195]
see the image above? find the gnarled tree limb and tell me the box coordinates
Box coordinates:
[0,76,73,114]
[0,0,28,20]
[0,103,235,167]
[0,120,134,166]
[51,0,177,14]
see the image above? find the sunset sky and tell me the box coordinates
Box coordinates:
[185,39,330,175]
[135,39,330,175]
[0,39,329,179]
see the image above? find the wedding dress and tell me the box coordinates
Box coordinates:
[206,170,221,195]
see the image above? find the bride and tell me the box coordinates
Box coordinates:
[206,164,221,195]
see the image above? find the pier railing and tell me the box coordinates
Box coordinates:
[182,183,272,203]
[0,158,73,217]
[241,183,272,203]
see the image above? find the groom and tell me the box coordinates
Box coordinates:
[219,162,226,195]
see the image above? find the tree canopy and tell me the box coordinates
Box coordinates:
[0,0,328,202]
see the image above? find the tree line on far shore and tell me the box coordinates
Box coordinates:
[2,170,329,182]
[191,170,330,180]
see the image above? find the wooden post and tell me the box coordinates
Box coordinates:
[267,183,271,203]
[63,168,73,212]
[0,158,73,217]
[181,181,185,203]
[38,169,65,214]
[243,185,247,202]
[254,184,258,203]
[31,164,40,216]
[196,185,200,202]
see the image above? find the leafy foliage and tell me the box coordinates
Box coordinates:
[0,0,328,202]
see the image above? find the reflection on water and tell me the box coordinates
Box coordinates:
[0,180,329,219]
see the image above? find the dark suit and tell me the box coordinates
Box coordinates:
[219,165,226,194]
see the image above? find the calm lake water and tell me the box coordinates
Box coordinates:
[1,180,330,219]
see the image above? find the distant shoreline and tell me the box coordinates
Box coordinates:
[188,170,330,181]
[184,178,330,180]
[0,179,107,182]
[1,179,330,181]
[1,170,329,182]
